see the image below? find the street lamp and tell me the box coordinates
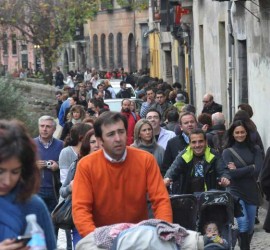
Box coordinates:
[34,44,41,72]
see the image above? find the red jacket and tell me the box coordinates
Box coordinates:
[121,111,140,146]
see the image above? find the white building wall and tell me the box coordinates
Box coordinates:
[193,0,229,116]
[245,0,270,149]
[192,0,270,149]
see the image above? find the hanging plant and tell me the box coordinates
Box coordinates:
[116,0,148,11]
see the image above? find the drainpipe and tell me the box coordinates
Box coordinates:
[149,0,154,30]
[189,28,194,106]
[227,1,235,124]
[133,6,137,71]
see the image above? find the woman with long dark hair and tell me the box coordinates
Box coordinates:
[222,120,263,249]
[0,120,56,249]
[60,129,101,248]
[233,110,264,157]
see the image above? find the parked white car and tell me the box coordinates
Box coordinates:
[104,98,142,113]
[96,79,136,98]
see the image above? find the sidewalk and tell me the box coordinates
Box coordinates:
[248,205,270,249]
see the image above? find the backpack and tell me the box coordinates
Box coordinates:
[209,130,225,154]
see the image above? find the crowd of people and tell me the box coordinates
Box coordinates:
[1,66,270,250]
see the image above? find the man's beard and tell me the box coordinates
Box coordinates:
[122,108,130,113]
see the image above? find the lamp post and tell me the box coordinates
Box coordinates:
[34,44,41,73]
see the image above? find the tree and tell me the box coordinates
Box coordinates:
[0,77,39,136]
[0,0,148,84]
[0,0,100,84]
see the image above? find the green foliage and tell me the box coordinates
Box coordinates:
[0,0,101,84]
[0,77,39,136]
[117,0,148,10]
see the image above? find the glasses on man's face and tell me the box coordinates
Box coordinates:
[203,100,210,103]
[146,116,159,120]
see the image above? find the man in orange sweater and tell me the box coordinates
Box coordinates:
[72,111,172,239]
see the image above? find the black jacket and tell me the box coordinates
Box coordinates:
[202,102,222,115]
[55,71,64,87]
[161,133,188,176]
[165,146,227,194]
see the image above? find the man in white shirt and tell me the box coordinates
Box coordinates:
[146,108,176,150]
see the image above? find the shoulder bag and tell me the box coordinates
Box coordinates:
[51,195,74,230]
[51,161,78,230]
[228,148,263,205]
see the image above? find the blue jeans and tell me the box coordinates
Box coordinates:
[237,199,256,234]
[72,228,82,248]
[38,187,58,213]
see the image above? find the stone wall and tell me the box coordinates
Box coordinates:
[14,79,58,119]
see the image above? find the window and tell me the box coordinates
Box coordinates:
[21,40,28,51]
[117,33,123,68]
[128,33,136,73]
[93,34,99,69]
[238,40,248,103]
[71,48,75,62]
[108,33,114,70]
[101,34,106,69]
[3,33,8,55]
[12,34,17,55]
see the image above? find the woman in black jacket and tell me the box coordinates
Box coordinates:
[222,120,263,250]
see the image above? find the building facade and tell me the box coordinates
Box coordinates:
[59,1,149,76]
[192,0,270,147]
[0,28,38,76]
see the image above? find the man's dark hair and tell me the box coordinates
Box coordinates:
[145,108,162,120]
[158,78,163,84]
[92,98,104,109]
[55,90,62,95]
[71,95,79,103]
[181,104,196,114]
[120,81,126,87]
[189,128,206,140]
[97,83,104,90]
[145,86,155,93]
[198,113,212,127]
[238,103,253,118]
[172,82,182,89]
[167,109,179,122]
[94,111,128,138]
[156,90,165,96]
[68,88,75,97]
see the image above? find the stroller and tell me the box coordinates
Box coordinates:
[171,190,237,250]
[170,194,198,231]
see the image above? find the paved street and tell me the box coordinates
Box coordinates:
[235,205,270,250]
[57,229,67,250]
